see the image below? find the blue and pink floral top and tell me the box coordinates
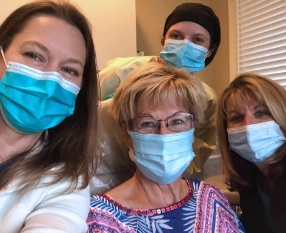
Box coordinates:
[87,179,245,232]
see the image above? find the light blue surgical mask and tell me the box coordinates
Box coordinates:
[228,121,286,163]
[129,129,195,184]
[159,39,208,73]
[0,48,80,134]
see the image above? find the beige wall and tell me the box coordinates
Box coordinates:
[136,0,236,98]
[0,0,137,70]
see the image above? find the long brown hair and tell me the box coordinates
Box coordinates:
[0,0,99,193]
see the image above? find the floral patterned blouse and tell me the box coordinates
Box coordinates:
[87,179,245,233]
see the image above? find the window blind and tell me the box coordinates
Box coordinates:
[237,0,286,87]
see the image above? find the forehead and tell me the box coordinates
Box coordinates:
[166,21,210,38]
[225,93,262,112]
[137,95,188,114]
[9,15,86,60]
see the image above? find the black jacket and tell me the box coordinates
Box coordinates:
[239,161,286,233]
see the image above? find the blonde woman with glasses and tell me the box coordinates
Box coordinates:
[87,63,244,233]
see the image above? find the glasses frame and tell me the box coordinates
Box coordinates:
[130,112,194,134]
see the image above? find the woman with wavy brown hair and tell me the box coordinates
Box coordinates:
[0,1,98,232]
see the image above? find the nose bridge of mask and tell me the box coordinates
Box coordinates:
[7,61,80,96]
[185,39,208,54]
[130,129,194,157]
[164,39,208,54]
[228,121,280,136]
[228,121,271,143]
[169,39,208,63]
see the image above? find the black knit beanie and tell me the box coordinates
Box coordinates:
[163,3,221,66]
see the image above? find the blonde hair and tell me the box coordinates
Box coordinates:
[111,62,207,130]
[217,73,286,188]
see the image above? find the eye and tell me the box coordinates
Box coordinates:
[133,117,158,130]
[193,36,205,45]
[168,32,184,40]
[228,114,243,123]
[23,52,42,62]
[255,110,270,118]
[139,121,157,129]
[169,118,185,126]
[60,67,79,76]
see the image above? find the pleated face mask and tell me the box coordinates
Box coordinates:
[160,39,208,73]
[0,48,79,133]
[228,121,286,163]
[129,129,195,184]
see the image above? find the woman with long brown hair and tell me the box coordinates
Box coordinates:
[0,1,98,232]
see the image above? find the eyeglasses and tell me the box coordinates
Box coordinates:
[131,112,193,134]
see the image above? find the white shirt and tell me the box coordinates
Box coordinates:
[0,171,89,233]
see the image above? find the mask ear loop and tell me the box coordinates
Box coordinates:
[0,47,8,68]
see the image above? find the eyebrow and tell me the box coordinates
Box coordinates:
[168,29,183,34]
[226,110,241,117]
[64,58,85,69]
[169,29,208,38]
[22,40,49,53]
[227,104,265,113]
[253,104,265,109]
[22,40,85,69]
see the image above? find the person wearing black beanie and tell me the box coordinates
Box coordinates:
[161,2,221,67]
[94,2,221,195]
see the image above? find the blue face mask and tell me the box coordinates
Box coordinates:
[159,39,208,73]
[129,129,195,184]
[0,50,80,134]
[228,121,286,163]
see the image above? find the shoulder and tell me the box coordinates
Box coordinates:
[90,194,107,207]
[89,194,117,212]
[88,194,118,224]
[1,174,90,232]
[201,82,216,103]
[188,178,228,202]
[8,167,90,204]
[187,178,245,232]
[88,194,134,233]
[100,56,156,73]
[98,56,156,100]
[192,75,216,101]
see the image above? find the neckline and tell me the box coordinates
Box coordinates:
[100,178,194,215]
